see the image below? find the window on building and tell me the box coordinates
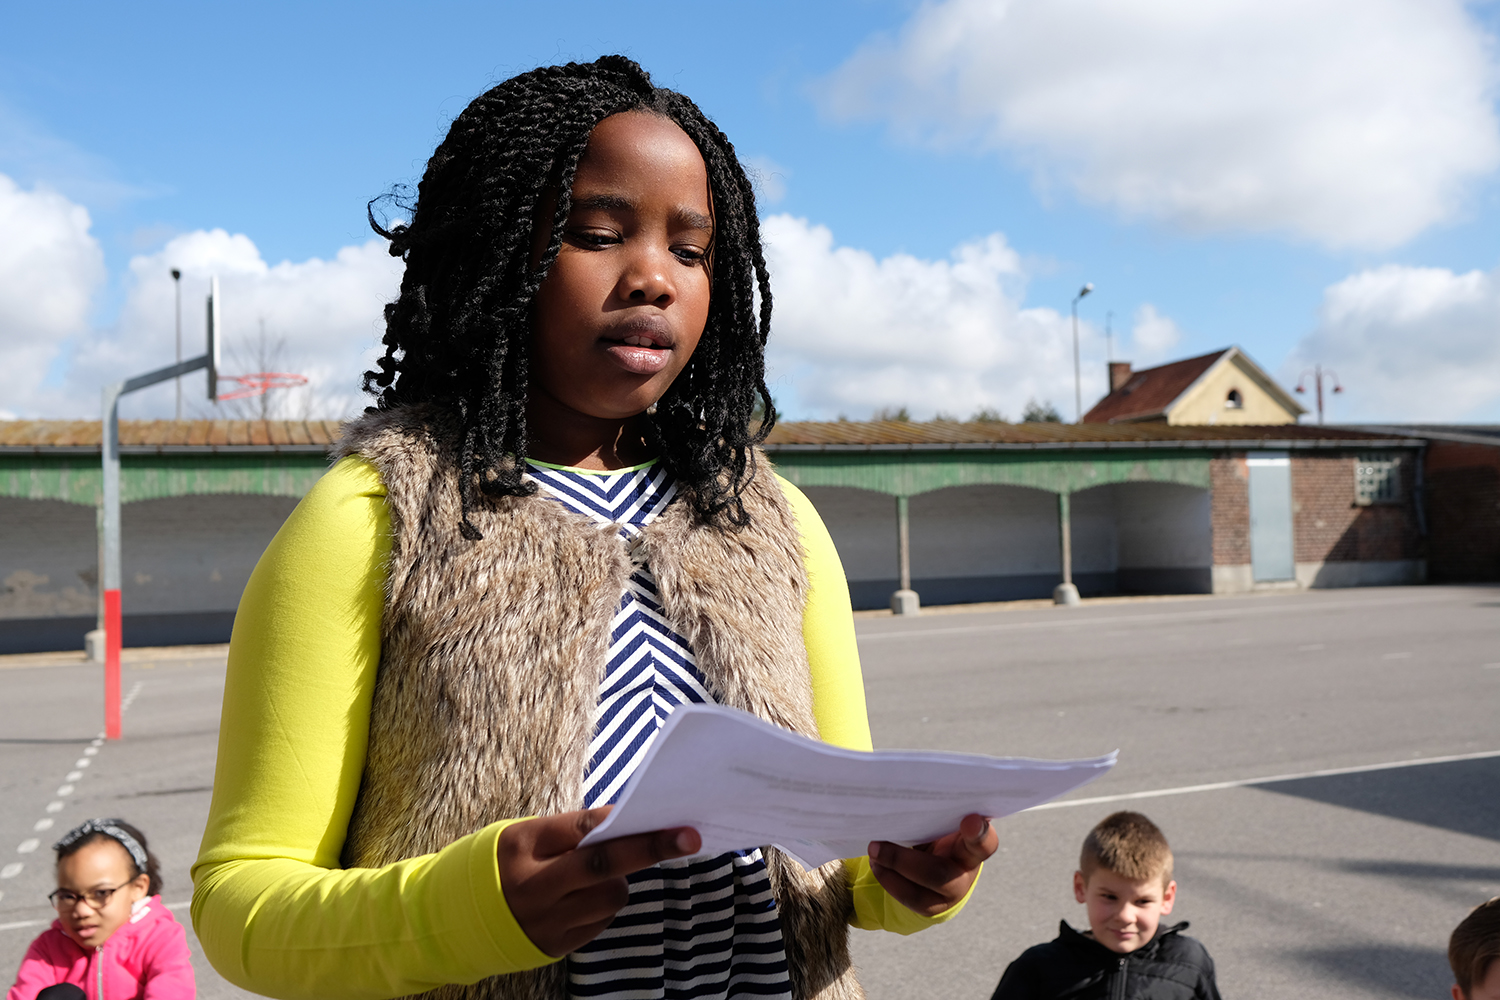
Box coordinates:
[1225,389,1243,409]
[1355,453,1401,505]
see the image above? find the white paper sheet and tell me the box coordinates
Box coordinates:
[578,703,1117,869]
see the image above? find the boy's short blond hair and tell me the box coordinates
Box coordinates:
[1079,811,1174,887]
[1450,896,1500,997]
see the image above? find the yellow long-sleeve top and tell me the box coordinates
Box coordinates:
[191,456,973,1000]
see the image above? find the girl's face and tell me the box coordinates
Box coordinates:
[53,839,149,950]
[530,111,714,424]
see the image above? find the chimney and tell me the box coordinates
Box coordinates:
[1109,361,1133,393]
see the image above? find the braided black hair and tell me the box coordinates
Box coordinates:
[365,55,777,535]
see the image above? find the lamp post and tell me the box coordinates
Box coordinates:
[1295,364,1343,425]
[1070,283,1093,422]
[171,269,183,420]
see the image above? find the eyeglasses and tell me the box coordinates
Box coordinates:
[48,884,130,910]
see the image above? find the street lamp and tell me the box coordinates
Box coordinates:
[1071,283,1093,422]
[171,269,183,420]
[1295,364,1344,425]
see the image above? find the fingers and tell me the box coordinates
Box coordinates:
[529,805,614,858]
[499,811,702,957]
[947,814,997,870]
[867,814,998,918]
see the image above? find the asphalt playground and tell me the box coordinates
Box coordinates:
[2,583,1496,999]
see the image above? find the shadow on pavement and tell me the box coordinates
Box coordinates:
[1257,757,1500,844]
[1336,859,1500,882]
[1292,944,1451,999]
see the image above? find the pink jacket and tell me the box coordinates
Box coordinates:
[6,896,196,1000]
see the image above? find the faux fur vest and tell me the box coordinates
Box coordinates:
[334,407,865,1000]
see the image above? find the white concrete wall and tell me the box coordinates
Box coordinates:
[910,485,1061,579]
[798,487,898,581]
[1,494,299,651]
[0,498,98,619]
[1113,482,1213,568]
[119,494,299,613]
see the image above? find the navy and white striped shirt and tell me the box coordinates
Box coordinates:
[527,459,794,1000]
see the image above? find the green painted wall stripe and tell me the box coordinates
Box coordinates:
[3,448,1209,506]
[768,449,1211,496]
[0,454,332,505]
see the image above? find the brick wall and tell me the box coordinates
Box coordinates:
[1426,441,1500,581]
[1291,453,1421,563]
[1209,455,1250,565]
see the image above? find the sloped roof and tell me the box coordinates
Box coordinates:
[1082,350,1228,423]
[0,417,1418,454]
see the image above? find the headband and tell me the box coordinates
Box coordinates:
[53,818,148,874]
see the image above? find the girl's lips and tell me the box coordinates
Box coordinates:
[602,341,671,375]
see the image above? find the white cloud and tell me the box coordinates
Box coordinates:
[0,174,106,418]
[1285,263,1500,421]
[1129,304,1182,362]
[0,201,403,420]
[762,214,1109,421]
[824,0,1500,249]
[96,231,404,420]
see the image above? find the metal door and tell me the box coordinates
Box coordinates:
[1248,452,1294,582]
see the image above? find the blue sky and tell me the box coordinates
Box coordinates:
[3,1,1499,423]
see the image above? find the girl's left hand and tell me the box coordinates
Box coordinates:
[867,813,998,917]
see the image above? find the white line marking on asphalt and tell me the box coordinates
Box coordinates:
[75,758,90,768]
[16,839,38,854]
[120,680,145,712]
[1028,748,1500,811]
[33,819,52,832]
[65,771,82,781]
[858,594,1440,641]
[0,863,21,879]
[45,802,63,813]
[55,785,73,797]
[83,747,97,756]
[1485,663,1500,670]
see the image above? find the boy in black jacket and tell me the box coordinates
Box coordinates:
[991,811,1221,1000]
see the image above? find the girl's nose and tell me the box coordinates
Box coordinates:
[619,248,675,305]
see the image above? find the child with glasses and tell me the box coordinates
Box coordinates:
[6,818,195,1000]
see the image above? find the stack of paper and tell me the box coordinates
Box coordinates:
[580,703,1117,869]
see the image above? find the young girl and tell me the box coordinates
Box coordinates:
[8,819,195,1000]
[191,55,996,1000]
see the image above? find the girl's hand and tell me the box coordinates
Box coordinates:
[867,813,997,917]
[498,806,701,957]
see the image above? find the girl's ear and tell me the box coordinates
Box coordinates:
[128,871,150,901]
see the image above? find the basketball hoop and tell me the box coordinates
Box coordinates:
[217,372,309,401]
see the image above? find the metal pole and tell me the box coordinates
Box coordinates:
[1315,364,1325,425]
[1071,301,1082,423]
[173,269,183,420]
[101,382,125,739]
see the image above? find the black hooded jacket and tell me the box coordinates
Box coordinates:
[990,921,1222,1000]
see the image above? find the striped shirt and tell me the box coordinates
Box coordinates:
[527,459,794,1000]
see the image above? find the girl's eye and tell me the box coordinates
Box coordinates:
[672,246,708,265]
[567,228,619,248]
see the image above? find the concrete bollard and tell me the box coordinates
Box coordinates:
[890,589,921,616]
[1052,582,1080,606]
[84,629,106,662]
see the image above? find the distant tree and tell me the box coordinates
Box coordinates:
[932,410,959,423]
[971,406,1008,424]
[1021,399,1063,423]
[873,405,911,422]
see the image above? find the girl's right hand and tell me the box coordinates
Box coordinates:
[497,806,701,957]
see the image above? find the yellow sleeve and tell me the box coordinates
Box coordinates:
[191,456,553,1000]
[777,476,979,935]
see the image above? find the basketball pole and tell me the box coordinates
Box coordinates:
[100,276,219,739]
